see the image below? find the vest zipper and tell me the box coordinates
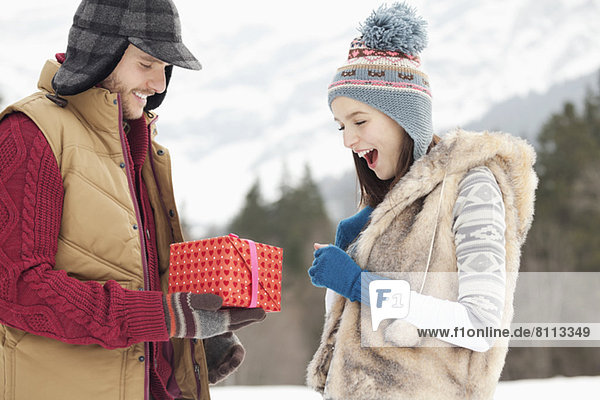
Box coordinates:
[116,94,151,400]
[146,114,199,397]
[190,340,203,399]
[146,116,176,241]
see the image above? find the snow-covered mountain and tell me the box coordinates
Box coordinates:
[2,0,600,235]
[466,70,599,142]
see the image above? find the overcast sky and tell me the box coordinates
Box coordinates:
[2,0,600,232]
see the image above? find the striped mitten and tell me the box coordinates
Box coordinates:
[163,292,266,339]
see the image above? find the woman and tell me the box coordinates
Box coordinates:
[306,3,537,399]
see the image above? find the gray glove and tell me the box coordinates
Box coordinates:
[204,332,245,384]
[163,293,266,339]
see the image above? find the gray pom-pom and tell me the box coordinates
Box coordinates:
[359,2,428,55]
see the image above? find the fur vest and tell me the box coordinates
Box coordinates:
[307,129,537,400]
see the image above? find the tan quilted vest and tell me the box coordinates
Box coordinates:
[307,130,537,400]
[0,60,209,400]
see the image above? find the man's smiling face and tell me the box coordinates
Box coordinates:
[101,44,170,120]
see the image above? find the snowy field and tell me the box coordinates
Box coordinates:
[211,375,600,399]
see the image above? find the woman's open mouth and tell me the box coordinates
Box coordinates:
[358,148,378,169]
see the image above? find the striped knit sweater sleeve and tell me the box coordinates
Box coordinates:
[452,166,506,330]
[0,112,169,349]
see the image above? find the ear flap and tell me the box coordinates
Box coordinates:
[145,64,173,111]
[52,31,129,96]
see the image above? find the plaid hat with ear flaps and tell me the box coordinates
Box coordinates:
[52,0,201,97]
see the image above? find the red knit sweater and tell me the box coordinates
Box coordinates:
[0,111,175,398]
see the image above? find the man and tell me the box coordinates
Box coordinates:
[0,1,265,399]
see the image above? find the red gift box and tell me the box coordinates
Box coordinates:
[168,233,282,312]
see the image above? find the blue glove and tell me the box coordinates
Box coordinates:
[308,245,362,302]
[335,206,373,250]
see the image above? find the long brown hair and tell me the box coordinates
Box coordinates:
[354,133,441,207]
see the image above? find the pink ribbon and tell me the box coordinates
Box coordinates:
[228,233,259,308]
[245,239,259,308]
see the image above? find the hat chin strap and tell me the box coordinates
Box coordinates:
[145,64,172,111]
[45,93,69,108]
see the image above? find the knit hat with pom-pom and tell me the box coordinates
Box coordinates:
[329,2,433,160]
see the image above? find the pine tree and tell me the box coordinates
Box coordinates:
[271,165,334,276]
[526,79,600,272]
[228,179,270,242]
[224,166,335,385]
[505,74,600,381]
